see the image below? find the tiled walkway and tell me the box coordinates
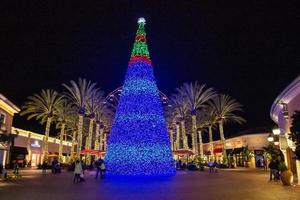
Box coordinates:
[0,168,299,200]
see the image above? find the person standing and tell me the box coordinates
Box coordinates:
[268,159,278,181]
[13,161,19,175]
[100,161,106,179]
[95,158,103,179]
[73,160,83,184]
[42,161,47,175]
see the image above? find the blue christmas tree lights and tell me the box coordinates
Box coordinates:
[105,18,175,176]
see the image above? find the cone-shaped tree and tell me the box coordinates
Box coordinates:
[105,18,175,176]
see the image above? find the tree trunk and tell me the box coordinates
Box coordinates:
[208,125,214,160]
[99,127,104,151]
[181,120,188,149]
[219,120,227,164]
[191,115,197,154]
[71,131,76,156]
[169,128,174,151]
[43,117,52,161]
[94,123,100,151]
[176,123,180,150]
[86,118,94,165]
[76,115,84,156]
[198,129,204,157]
[59,123,65,162]
[103,132,107,151]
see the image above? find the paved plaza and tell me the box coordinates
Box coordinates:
[0,168,299,200]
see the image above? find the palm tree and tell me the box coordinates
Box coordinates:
[196,111,210,157]
[55,100,73,162]
[63,78,97,156]
[204,105,218,160]
[85,90,105,164]
[177,82,215,154]
[170,92,189,150]
[209,94,246,164]
[20,89,64,161]
[95,105,114,152]
[165,106,178,151]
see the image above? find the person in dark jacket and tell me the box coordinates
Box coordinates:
[268,159,279,181]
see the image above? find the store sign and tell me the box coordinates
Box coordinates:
[31,140,41,148]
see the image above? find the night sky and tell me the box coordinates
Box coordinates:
[1,1,299,137]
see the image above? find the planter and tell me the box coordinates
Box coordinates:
[245,161,250,168]
[280,170,293,186]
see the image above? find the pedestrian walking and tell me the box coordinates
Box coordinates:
[13,161,19,175]
[73,160,83,184]
[95,158,103,179]
[268,159,279,181]
[100,162,106,179]
[42,161,47,175]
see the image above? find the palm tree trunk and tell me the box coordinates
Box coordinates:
[219,120,227,164]
[181,120,188,149]
[176,123,180,150]
[94,123,100,151]
[86,118,94,165]
[76,115,84,156]
[169,128,174,151]
[198,129,204,157]
[191,115,197,154]
[59,123,65,162]
[99,127,104,151]
[103,132,107,151]
[43,117,52,161]
[71,131,76,156]
[208,125,214,160]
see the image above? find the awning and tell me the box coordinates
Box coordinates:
[232,147,244,154]
[173,149,194,156]
[213,148,223,154]
[12,146,28,155]
[80,149,105,156]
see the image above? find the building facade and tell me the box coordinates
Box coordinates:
[270,75,300,179]
[11,127,72,166]
[0,93,20,166]
[202,132,270,168]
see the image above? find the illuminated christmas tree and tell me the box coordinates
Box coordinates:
[105,18,175,176]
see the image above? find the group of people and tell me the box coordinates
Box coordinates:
[73,158,106,184]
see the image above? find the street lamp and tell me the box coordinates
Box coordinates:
[267,133,274,142]
[272,127,280,135]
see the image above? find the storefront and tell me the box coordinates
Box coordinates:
[203,131,270,168]
[270,75,300,180]
[11,127,72,167]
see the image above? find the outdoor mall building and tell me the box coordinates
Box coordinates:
[270,75,300,180]
[10,127,72,167]
[202,129,270,168]
[0,93,20,167]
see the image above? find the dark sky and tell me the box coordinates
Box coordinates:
[1,1,299,137]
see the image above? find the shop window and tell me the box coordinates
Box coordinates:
[0,112,6,124]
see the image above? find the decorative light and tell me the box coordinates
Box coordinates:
[272,127,280,135]
[274,141,279,146]
[137,17,146,24]
[267,134,274,142]
[104,18,175,176]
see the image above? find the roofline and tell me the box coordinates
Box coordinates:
[0,93,21,115]
[203,133,269,145]
[270,75,300,123]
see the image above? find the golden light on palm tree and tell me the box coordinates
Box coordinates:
[177,82,215,154]
[63,78,98,156]
[209,94,246,164]
[20,89,64,161]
